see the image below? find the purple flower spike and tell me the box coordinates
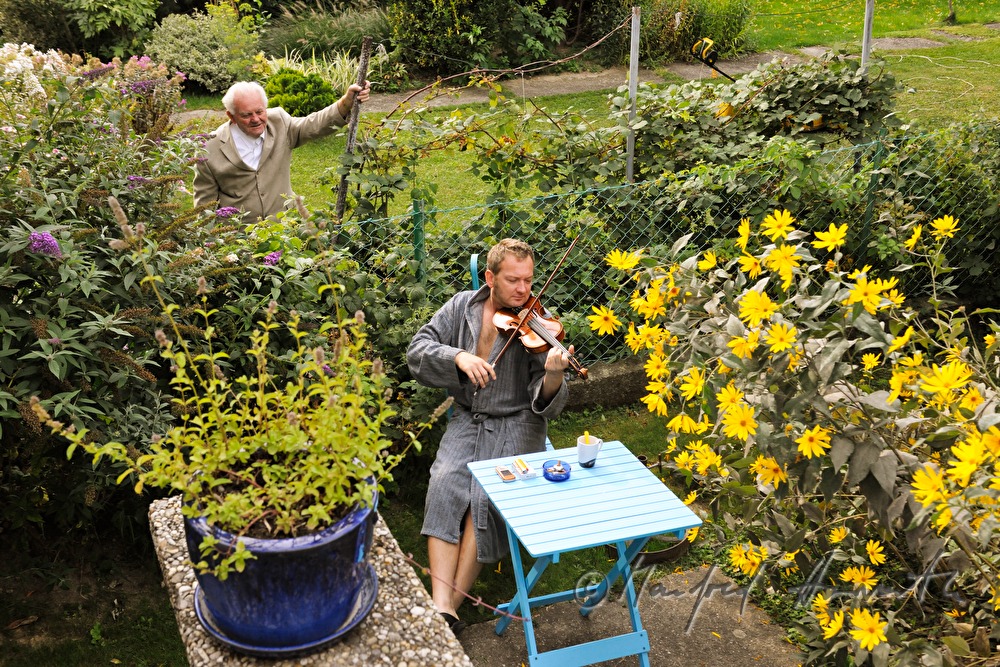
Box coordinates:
[215,206,241,219]
[264,250,282,266]
[29,231,62,258]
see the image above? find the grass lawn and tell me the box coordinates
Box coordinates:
[753,0,998,51]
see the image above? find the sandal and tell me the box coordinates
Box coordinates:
[440,611,467,636]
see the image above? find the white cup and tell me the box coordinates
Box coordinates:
[576,435,603,468]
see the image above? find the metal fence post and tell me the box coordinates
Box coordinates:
[626,6,641,183]
[412,198,426,282]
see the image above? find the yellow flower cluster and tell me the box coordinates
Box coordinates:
[728,542,769,576]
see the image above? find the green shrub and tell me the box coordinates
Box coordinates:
[641,0,755,63]
[0,0,75,53]
[583,0,755,66]
[260,0,392,59]
[257,45,410,96]
[64,0,159,58]
[0,0,156,59]
[264,67,336,115]
[145,1,260,93]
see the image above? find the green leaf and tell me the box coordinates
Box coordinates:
[940,636,970,657]
[813,338,852,385]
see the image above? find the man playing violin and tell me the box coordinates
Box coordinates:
[407,238,573,635]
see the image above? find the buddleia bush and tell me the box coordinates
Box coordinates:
[145,1,260,93]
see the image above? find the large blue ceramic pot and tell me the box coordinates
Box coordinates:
[184,489,377,650]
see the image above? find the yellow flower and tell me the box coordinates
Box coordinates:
[737,253,762,280]
[588,305,622,336]
[673,450,694,471]
[697,250,717,271]
[796,424,832,459]
[764,321,797,353]
[728,543,768,576]
[887,326,914,353]
[683,491,697,505]
[812,222,848,251]
[715,383,745,411]
[761,208,796,241]
[738,290,778,327]
[947,438,987,486]
[812,592,830,623]
[634,323,664,350]
[640,392,669,417]
[919,360,973,395]
[633,288,667,320]
[866,539,886,566]
[822,610,845,640]
[903,224,922,250]
[605,248,643,271]
[736,217,751,251]
[727,329,760,360]
[686,526,699,542]
[721,402,757,440]
[884,289,905,307]
[960,386,984,412]
[844,276,883,314]
[829,526,849,544]
[679,366,706,401]
[849,608,887,651]
[986,333,997,347]
[839,565,878,591]
[899,351,924,367]
[644,353,669,380]
[763,244,801,289]
[848,264,872,279]
[666,412,700,434]
[911,465,945,507]
[862,353,881,371]
[930,215,958,240]
[752,455,787,487]
[887,368,917,404]
[625,322,643,353]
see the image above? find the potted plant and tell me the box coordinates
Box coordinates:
[31,220,446,656]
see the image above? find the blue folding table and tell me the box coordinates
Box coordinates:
[468,440,702,667]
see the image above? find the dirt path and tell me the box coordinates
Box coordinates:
[174,37,956,125]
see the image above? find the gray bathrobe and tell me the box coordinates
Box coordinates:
[407,286,569,562]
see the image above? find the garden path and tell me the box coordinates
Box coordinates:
[175,37,951,126]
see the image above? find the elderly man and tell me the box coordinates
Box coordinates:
[193,80,370,222]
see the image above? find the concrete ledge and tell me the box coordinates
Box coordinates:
[567,356,648,410]
[149,496,472,666]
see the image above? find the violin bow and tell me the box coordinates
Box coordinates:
[489,235,580,370]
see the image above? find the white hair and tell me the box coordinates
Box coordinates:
[222,81,268,113]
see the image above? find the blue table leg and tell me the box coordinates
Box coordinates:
[580,538,649,615]
[496,534,654,667]
[495,523,544,661]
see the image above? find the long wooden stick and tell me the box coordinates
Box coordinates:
[335,35,373,222]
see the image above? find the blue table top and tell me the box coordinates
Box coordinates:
[468,440,702,558]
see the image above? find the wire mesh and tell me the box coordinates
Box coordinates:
[343,127,1000,366]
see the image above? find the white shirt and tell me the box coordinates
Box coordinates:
[230,124,265,170]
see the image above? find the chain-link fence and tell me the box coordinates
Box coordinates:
[344,125,1000,366]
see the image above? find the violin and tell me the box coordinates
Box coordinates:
[492,299,589,379]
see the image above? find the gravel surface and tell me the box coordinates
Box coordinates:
[149,496,472,666]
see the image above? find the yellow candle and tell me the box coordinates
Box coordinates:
[584,431,590,444]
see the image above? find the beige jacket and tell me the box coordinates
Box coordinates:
[193,103,349,222]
